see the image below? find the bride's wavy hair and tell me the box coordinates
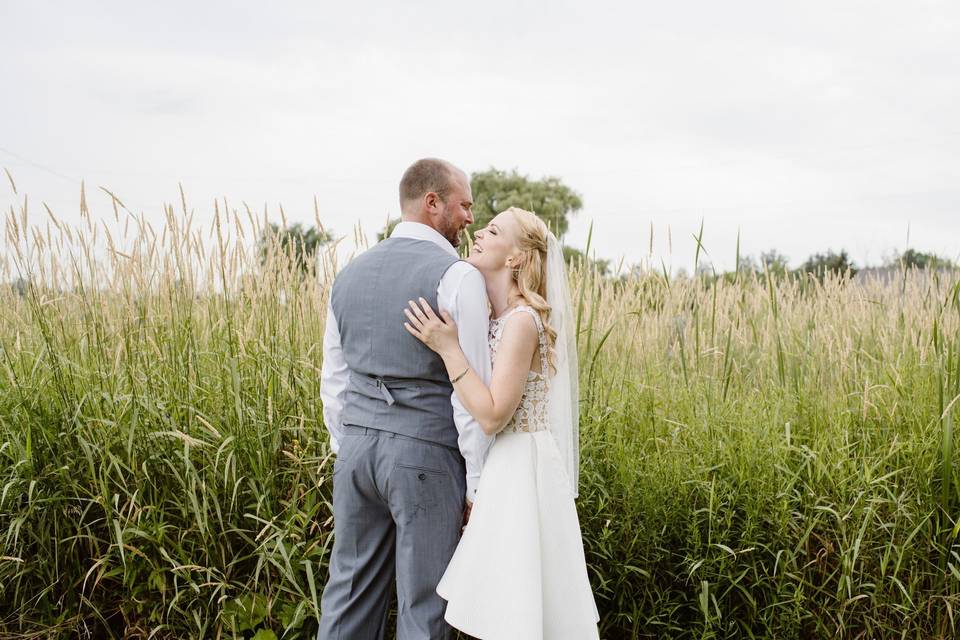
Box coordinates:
[504,207,558,373]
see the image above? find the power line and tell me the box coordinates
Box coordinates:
[0,146,77,184]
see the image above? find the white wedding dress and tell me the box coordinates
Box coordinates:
[437,305,600,639]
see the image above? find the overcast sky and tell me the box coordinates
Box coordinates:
[2,0,958,273]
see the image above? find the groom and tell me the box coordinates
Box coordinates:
[318,158,494,639]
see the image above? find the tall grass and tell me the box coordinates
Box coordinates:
[1,188,959,638]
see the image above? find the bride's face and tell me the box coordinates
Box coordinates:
[466,211,520,275]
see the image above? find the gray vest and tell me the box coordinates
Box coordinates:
[330,236,462,448]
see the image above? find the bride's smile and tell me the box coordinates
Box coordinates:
[467,213,523,276]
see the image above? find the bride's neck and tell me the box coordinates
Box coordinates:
[486,274,523,319]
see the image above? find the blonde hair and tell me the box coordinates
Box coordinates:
[503,207,558,372]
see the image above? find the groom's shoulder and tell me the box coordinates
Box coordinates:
[446,258,482,280]
[336,238,392,271]
[443,260,486,298]
[330,244,380,289]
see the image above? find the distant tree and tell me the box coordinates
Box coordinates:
[377,217,401,242]
[258,222,334,275]
[563,245,611,277]
[470,168,582,239]
[9,277,30,297]
[885,249,956,270]
[716,255,753,284]
[760,250,791,277]
[798,249,857,280]
[736,255,759,274]
[696,261,716,278]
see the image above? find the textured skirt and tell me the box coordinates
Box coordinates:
[437,430,600,639]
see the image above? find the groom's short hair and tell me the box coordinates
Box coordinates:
[399,158,456,205]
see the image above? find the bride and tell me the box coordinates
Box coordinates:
[402,207,600,639]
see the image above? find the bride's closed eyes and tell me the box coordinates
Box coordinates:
[467,212,523,272]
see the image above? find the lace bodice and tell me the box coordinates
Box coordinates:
[488,306,550,433]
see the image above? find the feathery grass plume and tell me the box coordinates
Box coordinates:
[1,182,960,638]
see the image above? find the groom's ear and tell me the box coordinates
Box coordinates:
[424,191,442,213]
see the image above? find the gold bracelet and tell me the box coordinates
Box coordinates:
[450,367,469,384]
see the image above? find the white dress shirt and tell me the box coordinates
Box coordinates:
[320,221,495,500]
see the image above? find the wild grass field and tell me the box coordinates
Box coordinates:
[2,190,959,639]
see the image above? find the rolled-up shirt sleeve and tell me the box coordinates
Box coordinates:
[320,304,348,454]
[439,263,494,501]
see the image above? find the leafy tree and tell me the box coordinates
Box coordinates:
[797,249,857,280]
[377,217,401,242]
[563,245,611,277]
[735,255,759,274]
[696,261,716,277]
[7,277,30,297]
[760,250,791,277]
[720,251,786,283]
[885,249,956,270]
[470,168,582,239]
[258,222,334,275]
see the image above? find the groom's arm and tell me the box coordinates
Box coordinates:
[438,262,494,502]
[320,304,348,454]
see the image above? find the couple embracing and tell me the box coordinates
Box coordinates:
[318,158,600,639]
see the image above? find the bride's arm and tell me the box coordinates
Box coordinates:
[404,298,537,436]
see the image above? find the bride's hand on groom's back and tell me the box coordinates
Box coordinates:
[403,298,460,356]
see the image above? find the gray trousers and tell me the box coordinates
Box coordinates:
[318,425,466,640]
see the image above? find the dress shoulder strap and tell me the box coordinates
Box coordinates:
[507,305,548,375]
